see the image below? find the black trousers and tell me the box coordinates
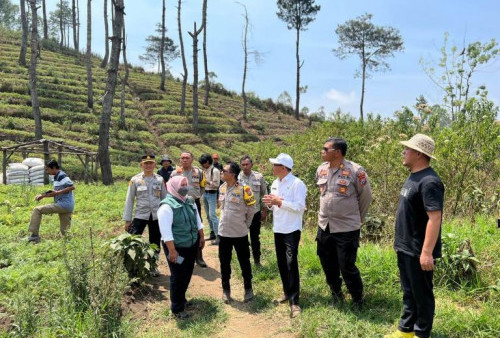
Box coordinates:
[274,230,301,305]
[194,198,202,221]
[397,251,435,338]
[218,235,253,291]
[316,227,363,301]
[128,214,161,254]
[249,211,262,262]
[162,240,198,314]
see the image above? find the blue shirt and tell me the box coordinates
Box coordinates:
[53,170,75,212]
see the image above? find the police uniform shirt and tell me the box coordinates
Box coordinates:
[123,172,167,221]
[171,166,203,199]
[238,170,268,214]
[316,160,372,233]
[218,182,256,237]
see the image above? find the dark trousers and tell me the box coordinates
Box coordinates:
[218,235,253,291]
[274,230,301,305]
[162,240,198,314]
[316,227,363,301]
[249,211,262,262]
[128,214,161,254]
[397,252,435,338]
[194,198,202,221]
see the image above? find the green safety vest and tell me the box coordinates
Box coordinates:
[160,194,198,248]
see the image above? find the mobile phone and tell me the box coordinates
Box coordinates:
[167,254,184,264]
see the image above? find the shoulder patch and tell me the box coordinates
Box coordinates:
[357,171,367,186]
[243,185,256,206]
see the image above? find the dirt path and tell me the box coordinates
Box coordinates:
[129,240,296,337]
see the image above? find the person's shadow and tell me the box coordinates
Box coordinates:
[192,264,219,282]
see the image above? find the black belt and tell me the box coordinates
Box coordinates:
[204,190,218,194]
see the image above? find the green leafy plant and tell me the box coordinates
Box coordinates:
[436,233,480,287]
[107,233,158,284]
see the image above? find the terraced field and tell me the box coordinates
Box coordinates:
[0,28,311,179]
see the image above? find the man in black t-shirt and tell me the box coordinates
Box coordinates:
[157,155,174,184]
[385,134,444,338]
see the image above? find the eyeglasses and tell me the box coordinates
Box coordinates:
[322,147,336,152]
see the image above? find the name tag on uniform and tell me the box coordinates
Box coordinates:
[137,186,147,191]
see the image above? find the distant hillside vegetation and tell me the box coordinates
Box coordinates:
[0,28,312,178]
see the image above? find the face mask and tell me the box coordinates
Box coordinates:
[178,186,189,197]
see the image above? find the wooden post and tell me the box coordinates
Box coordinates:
[84,154,89,184]
[43,140,50,185]
[58,145,63,169]
[2,149,7,185]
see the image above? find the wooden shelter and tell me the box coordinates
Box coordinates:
[2,139,97,185]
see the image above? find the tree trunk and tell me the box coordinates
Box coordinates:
[294,27,300,120]
[28,0,43,140]
[19,0,28,66]
[178,0,187,115]
[98,0,124,185]
[189,22,204,135]
[241,4,248,121]
[42,0,48,39]
[100,0,109,68]
[86,0,93,108]
[59,0,64,48]
[71,0,79,51]
[360,63,366,123]
[159,0,166,91]
[202,0,209,106]
[120,23,128,130]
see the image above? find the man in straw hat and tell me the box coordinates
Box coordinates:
[385,134,444,338]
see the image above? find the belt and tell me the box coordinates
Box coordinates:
[204,190,218,194]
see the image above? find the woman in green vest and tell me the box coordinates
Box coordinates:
[158,176,205,319]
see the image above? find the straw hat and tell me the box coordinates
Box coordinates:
[400,134,437,160]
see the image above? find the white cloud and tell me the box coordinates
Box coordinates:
[325,89,356,105]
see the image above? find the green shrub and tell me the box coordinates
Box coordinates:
[436,233,480,288]
[107,233,158,284]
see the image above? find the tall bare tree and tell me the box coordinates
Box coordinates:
[188,19,205,135]
[119,22,128,130]
[85,0,93,108]
[71,0,79,51]
[159,0,166,91]
[276,0,320,120]
[202,0,209,106]
[177,0,188,115]
[42,0,48,39]
[19,0,28,66]
[100,0,109,68]
[98,0,124,185]
[59,0,64,47]
[27,0,42,139]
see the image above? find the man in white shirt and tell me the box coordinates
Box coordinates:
[263,153,307,318]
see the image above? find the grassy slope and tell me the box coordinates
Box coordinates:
[0,183,499,337]
[0,28,311,179]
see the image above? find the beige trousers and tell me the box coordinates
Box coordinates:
[29,203,72,236]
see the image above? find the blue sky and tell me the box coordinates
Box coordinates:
[46,0,500,119]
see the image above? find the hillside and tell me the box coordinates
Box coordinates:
[0,28,311,177]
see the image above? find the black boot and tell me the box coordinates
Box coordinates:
[196,247,207,268]
[209,231,216,240]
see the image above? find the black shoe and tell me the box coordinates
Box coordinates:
[209,232,216,240]
[222,290,231,304]
[173,311,190,319]
[196,258,207,268]
[332,292,345,305]
[352,298,364,311]
[254,259,262,267]
[244,288,254,303]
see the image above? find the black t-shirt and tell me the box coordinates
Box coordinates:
[157,166,173,183]
[394,167,444,258]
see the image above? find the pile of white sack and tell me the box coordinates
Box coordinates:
[6,158,49,186]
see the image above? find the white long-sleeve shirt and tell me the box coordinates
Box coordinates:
[269,172,307,234]
[157,203,204,242]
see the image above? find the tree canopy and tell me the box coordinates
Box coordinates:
[139,24,179,73]
[0,0,19,30]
